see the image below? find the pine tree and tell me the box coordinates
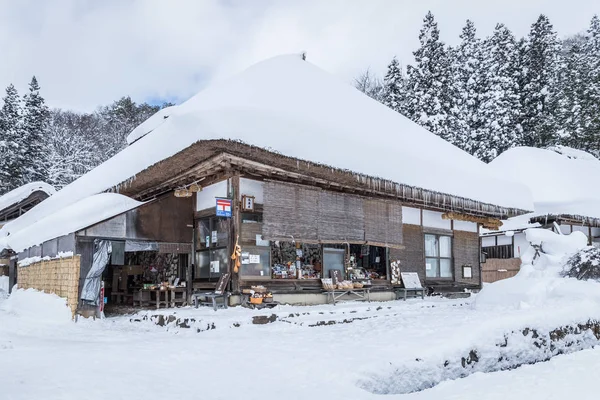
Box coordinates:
[475,24,522,162]
[405,11,455,143]
[0,84,26,193]
[557,42,587,149]
[520,15,561,147]
[22,76,50,184]
[580,15,600,155]
[382,57,405,113]
[450,20,483,153]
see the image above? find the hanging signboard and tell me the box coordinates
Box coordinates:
[216,198,232,218]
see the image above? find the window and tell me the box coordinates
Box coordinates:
[483,245,514,259]
[240,246,271,278]
[425,234,453,278]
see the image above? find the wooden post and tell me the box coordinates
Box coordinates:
[231,173,241,294]
[188,192,196,300]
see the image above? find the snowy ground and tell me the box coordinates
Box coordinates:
[1,289,599,400]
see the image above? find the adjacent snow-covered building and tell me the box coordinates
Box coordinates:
[1,55,533,310]
[0,182,55,277]
[481,146,600,282]
[0,182,55,227]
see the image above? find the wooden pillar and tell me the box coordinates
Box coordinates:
[187,192,196,300]
[230,173,241,293]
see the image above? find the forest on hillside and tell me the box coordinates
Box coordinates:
[0,12,599,195]
[355,13,600,163]
[0,81,171,194]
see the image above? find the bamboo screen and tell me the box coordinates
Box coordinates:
[18,255,81,316]
[263,181,403,247]
[263,181,319,241]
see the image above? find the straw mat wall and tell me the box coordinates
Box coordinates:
[18,256,81,315]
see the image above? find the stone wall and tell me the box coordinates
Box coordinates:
[17,256,81,315]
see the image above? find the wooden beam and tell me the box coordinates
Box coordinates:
[442,212,503,230]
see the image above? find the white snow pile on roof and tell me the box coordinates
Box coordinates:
[476,228,600,309]
[0,54,532,249]
[0,181,55,213]
[4,193,142,253]
[126,105,176,145]
[481,212,541,234]
[546,144,599,161]
[489,146,600,215]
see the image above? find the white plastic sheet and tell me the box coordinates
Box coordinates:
[80,240,112,305]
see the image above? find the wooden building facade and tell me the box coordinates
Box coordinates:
[13,141,526,307]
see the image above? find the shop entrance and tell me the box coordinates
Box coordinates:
[195,216,230,282]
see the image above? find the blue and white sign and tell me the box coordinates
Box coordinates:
[216,198,232,217]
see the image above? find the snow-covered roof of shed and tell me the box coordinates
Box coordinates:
[489,146,600,219]
[0,54,532,248]
[0,182,55,214]
[4,193,143,253]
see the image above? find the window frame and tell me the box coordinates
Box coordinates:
[424,233,454,279]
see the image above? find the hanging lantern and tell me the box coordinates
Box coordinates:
[189,183,202,192]
[174,189,192,198]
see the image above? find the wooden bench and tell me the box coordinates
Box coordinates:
[394,287,425,300]
[191,273,231,311]
[395,272,426,301]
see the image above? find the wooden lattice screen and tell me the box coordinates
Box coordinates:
[262,181,403,247]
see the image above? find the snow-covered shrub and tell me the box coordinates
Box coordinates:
[563,246,600,281]
[475,228,591,309]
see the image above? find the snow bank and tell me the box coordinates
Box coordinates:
[475,229,599,310]
[0,54,533,253]
[0,275,8,299]
[5,193,143,253]
[0,288,72,323]
[0,181,55,213]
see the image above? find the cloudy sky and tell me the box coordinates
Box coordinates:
[0,0,598,112]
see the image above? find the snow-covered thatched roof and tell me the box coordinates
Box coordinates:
[0,182,55,214]
[0,54,533,251]
[485,146,600,232]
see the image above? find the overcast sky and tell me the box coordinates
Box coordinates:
[0,0,598,112]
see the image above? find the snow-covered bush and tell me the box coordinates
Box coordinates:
[563,246,600,281]
[475,228,595,309]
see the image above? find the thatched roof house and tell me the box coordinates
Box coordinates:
[3,54,533,308]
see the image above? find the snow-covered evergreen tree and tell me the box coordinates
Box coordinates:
[382,57,405,113]
[520,15,561,147]
[557,42,587,149]
[450,20,483,153]
[579,15,600,155]
[22,76,50,184]
[0,84,26,193]
[474,24,522,162]
[405,11,455,143]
